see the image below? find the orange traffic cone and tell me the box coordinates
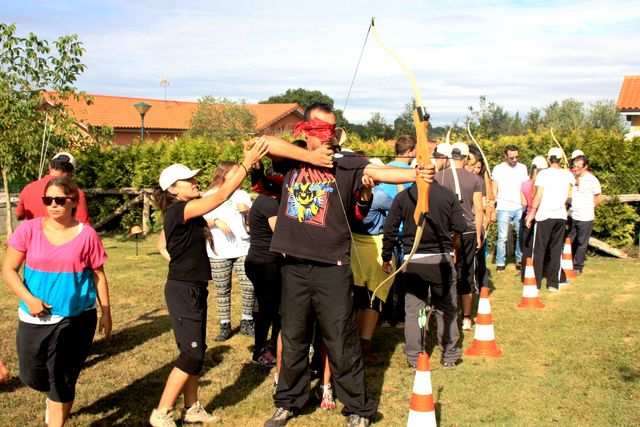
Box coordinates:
[518,258,545,309]
[407,352,436,427]
[464,287,503,358]
[561,237,577,279]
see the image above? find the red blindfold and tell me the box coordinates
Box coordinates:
[293,118,336,141]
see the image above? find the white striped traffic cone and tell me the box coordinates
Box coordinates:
[464,287,503,358]
[518,257,545,309]
[407,352,436,427]
[561,237,577,279]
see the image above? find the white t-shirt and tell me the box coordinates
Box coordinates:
[534,168,575,221]
[570,172,602,221]
[203,189,252,259]
[492,162,529,211]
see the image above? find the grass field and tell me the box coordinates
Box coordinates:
[1,234,639,426]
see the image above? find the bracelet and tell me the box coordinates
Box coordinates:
[240,163,249,175]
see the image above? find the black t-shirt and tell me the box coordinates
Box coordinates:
[382,183,466,261]
[247,194,283,264]
[164,201,211,282]
[435,167,483,229]
[270,151,368,265]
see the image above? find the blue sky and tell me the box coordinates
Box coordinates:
[3,0,639,125]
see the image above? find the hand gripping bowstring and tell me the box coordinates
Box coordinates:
[368,17,432,307]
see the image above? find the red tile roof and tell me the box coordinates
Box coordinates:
[44,92,302,131]
[617,76,640,110]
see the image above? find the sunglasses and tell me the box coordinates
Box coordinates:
[42,196,73,206]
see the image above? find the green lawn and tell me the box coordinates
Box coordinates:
[1,234,638,426]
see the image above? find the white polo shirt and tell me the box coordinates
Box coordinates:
[570,172,602,221]
[534,167,575,221]
[492,162,529,211]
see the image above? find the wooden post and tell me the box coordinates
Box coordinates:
[142,191,150,234]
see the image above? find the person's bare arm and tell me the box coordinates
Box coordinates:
[92,266,112,339]
[157,230,171,262]
[2,247,51,316]
[262,136,333,167]
[594,193,604,207]
[363,163,435,184]
[473,191,484,248]
[526,186,543,229]
[267,216,277,232]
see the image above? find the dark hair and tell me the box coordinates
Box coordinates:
[395,135,417,156]
[153,185,180,214]
[207,161,238,190]
[44,176,79,217]
[303,102,333,121]
[504,145,518,155]
[548,155,561,164]
[572,155,588,166]
[49,156,74,174]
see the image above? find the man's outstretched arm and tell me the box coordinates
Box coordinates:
[261,136,333,168]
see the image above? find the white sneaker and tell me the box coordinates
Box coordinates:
[462,318,472,331]
[149,407,177,427]
[183,401,220,424]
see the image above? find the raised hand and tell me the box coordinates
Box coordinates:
[416,163,435,183]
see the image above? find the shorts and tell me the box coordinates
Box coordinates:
[17,309,97,402]
[165,279,208,375]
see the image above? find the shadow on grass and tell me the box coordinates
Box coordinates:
[619,366,639,383]
[0,375,23,393]
[205,361,271,412]
[85,308,171,369]
[75,345,231,426]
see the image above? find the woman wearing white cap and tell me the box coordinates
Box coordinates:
[149,139,267,427]
[519,156,548,281]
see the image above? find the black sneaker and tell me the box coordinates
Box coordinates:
[240,319,255,337]
[346,414,371,427]
[264,407,294,427]
[441,360,458,370]
[496,265,506,272]
[214,323,232,342]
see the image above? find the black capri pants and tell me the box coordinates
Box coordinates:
[18,308,97,403]
[165,279,208,375]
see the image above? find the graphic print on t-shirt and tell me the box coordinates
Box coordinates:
[285,165,335,226]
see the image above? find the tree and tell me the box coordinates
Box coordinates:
[187,96,257,141]
[525,108,544,134]
[587,99,625,134]
[365,112,393,140]
[0,23,89,237]
[543,98,585,135]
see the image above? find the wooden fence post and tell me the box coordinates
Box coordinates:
[142,191,150,234]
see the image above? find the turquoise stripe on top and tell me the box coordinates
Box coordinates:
[20,266,97,317]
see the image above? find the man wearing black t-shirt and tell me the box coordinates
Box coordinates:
[263,103,434,427]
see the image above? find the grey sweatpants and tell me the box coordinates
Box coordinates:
[403,255,461,365]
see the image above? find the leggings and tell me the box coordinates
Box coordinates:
[210,256,254,323]
[245,258,282,354]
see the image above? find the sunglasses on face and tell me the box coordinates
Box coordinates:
[507,156,519,160]
[42,196,73,206]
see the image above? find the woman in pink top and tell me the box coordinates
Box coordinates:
[519,156,548,281]
[2,176,111,427]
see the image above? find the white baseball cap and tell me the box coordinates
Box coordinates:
[571,149,585,159]
[451,142,470,158]
[159,164,201,191]
[531,156,548,169]
[52,152,76,169]
[547,147,564,159]
[435,143,453,158]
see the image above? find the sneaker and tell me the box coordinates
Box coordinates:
[559,281,570,288]
[149,408,177,427]
[407,360,416,369]
[516,261,522,271]
[183,401,220,424]
[253,347,276,367]
[441,360,458,370]
[575,269,583,276]
[264,407,295,427]
[214,323,232,342]
[462,317,472,331]
[240,319,255,337]
[496,265,505,272]
[346,414,371,427]
[315,384,336,411]
[547,287,559,293]
[361,342,384,366]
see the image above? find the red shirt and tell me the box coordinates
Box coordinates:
[16,175,90,223]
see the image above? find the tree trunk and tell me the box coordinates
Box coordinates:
[2,167,13,239]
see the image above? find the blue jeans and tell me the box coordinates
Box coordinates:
[496,208,523,266]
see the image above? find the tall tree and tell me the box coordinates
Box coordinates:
[587,99,625,133]
[365,112,393,140]
[188,96,256,141]
[0,23,89,237]
[543,98,585,135]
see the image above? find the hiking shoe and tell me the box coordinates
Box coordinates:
[496,265,505,272]
[462,317,472,331]
[559,280,570,287]
[240,319,255,337]
[149,408,177,427]
[264,407,295,427]
[547,287,559,293]
[346,414,371,427]
[214,323,232,342]
[315,384,336,411]
[516,261,522,271]
[441,360,458,370]
[253,346,276,367]
[183,401,220,424]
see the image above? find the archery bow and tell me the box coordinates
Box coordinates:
[550,127,570,168]
[369,17,432,305]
